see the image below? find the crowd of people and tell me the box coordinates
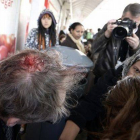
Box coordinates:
[0,2,140,140]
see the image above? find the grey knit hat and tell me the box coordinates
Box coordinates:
[122,49,140,77]
[38,9,57,26]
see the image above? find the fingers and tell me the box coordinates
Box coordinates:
[126,34,139,49]
[108,19,117,24]
[126,38,135,46]
[132,33,138,38]
[108,24,117,30]
[107,19,117,31]
[126,33,139,40]
[105,19,118,38]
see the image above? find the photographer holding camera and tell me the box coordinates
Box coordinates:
[92,3,140,82]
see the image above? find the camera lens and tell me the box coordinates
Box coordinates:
[113,26,128,40]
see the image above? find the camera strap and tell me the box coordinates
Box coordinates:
[119,40,129,62]
[113,46,118,62]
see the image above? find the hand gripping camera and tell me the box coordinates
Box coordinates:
[112,18,136,40]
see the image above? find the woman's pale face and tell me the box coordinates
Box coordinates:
[41,14,52,29]
[71,25,84,40]
[127,61,140,77]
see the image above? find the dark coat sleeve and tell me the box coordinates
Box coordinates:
[91,24,110,54]
[68,66,123,129]
[61,35,78,50]
[61,37,71,47]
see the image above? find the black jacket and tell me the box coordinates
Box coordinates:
[68,66,123,129]
[0,120,21,140]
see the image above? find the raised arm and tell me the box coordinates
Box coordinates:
[92,19,117,54]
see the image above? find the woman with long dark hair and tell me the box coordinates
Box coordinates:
[25,8,57,49]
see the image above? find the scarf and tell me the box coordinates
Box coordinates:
[122,49,140,77]
[68,33,86,54]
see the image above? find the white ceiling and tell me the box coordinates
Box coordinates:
[71,0,103,21]
[82,0,140,32]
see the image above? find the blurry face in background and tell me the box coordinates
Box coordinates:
[127,61,140,77]
[71,25,84,40]
[41,14,52,29]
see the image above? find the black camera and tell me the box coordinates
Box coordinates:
[112,18,136,40]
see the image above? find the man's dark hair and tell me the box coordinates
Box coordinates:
[0,49,81,123]
[123,3,140,17]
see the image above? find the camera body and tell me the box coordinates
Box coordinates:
[112,18,136,40]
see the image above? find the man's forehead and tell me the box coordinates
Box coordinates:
[123,12,140,23]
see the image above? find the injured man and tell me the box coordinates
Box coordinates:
[0,49,82,140]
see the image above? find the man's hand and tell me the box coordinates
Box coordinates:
[105,19,118,38]
[126,33,140,50]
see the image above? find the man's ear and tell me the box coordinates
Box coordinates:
[7,117,20,127]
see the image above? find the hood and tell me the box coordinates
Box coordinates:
[122,49,140,77]
[38,9,57,26]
